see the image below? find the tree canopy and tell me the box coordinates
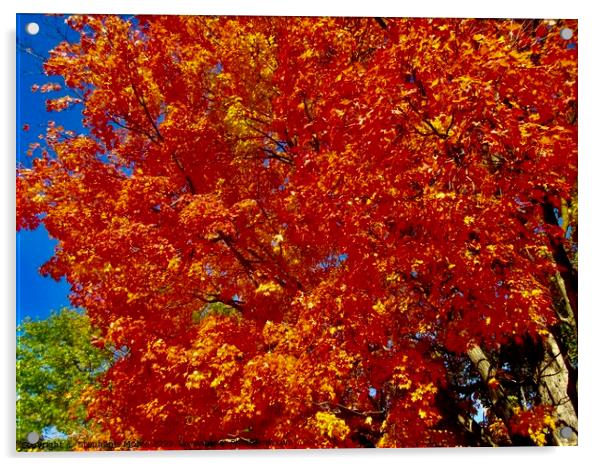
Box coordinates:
[17,16,577,448]
[16,309,110,450]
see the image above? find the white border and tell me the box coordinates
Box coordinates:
[1,0,585,17]
[2,1,600,465]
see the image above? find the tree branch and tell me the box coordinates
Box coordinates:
[374,18,388,31]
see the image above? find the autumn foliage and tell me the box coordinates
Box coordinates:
[17,16,577,448]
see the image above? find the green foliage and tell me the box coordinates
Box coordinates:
[16,309,110,449]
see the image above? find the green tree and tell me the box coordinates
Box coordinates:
[16,309,110,449]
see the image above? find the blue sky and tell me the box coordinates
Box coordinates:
[17,14,83,322]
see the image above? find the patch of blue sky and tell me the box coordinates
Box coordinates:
[16,225,71,323]
[41,425,69,441]
[278,176,290,191]
[17,15,82,323]
[315,252,348,270]
[17,14,85,169]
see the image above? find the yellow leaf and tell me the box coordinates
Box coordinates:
[167,256,180,271]
[372,300,386,314]
[255,281,282,296]
[315,412,350,440]
[411,383,437,402]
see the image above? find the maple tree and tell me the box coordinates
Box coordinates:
[17,16,577,448]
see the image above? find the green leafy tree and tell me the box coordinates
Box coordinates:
[16,309,110,449]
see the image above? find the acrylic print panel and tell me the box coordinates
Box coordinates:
[16,14,578,451]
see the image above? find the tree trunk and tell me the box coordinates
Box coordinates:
[467,345,516,420]
[467,342,577,446]
[537,333,578,446]
[542,198,578,324]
